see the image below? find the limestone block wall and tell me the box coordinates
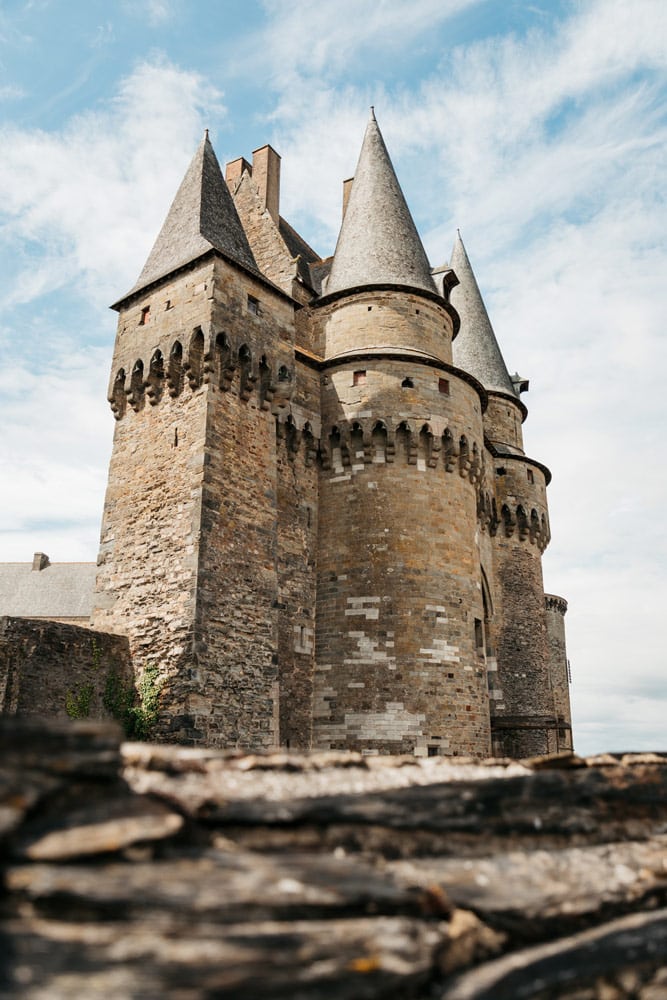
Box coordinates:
[483,393,526,453]
[314,349,491,756]
[0,616,131,720]
[315,290,454,364]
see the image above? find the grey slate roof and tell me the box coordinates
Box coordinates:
[126,133,258,298]
[0,561,96,619]
[326,111,436,297]
[449,232,516,397]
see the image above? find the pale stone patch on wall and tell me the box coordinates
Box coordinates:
[345,597,380,620]
[343,628,397,669]
[419,638,460,663]
[293,625,314,654]
[319,701,426,744]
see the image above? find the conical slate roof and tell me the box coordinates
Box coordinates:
[127,133,258,297]
[449,232,516,396]
[326,111,435,296]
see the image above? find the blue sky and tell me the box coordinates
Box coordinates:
[1,0,665,754]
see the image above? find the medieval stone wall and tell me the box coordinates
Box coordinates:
[0,616,131,721]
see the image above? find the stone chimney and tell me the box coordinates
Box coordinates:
[32,552,50,571]
[252,145,281,224]
[225,156,251,191]
[342,177,354,219]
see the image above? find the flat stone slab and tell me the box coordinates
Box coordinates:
[12,794,183,861]
[442,907,667,1000]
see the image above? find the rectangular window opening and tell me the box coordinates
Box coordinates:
[353,370,367,386]
[139,305,150,325]
[438,377,450,395]
[474,618,484,653]
[527,468,534,483]
[247,295,260,315]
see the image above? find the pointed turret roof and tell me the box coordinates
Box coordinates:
[127,133,258,298]
[326,110,435,297]
[449,231,516,397]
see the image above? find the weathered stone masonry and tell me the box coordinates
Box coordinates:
[84,112,572,754]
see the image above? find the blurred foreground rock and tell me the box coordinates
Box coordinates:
[1,718,666,999]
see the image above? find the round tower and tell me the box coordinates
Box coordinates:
[449,232,556,756]
[311,113,491,756]
[545,594,573,751]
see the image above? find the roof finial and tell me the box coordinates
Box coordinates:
[369,105,376,121]
[204,128,209,140]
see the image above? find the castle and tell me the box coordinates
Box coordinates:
[82,110,571,757]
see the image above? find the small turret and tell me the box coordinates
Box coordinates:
[449,231,515,396]
[326,110,436,297]
[449,232,526,454]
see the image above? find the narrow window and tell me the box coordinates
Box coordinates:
[438,377,450,395]
[367,306,372,312]
[496,466,506,477]
[353,370,367,386]
[527,468,534,483]
[427,746,439,757]
[247,294,260,315]
[173,428,178,447]
[139,305,150,325]
[474,618,484,653]
[401,377,414,388]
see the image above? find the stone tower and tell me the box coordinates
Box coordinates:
[449,233,557,757]
[309,113,491,755]
[92,134,311,747]
[92,113,571,755]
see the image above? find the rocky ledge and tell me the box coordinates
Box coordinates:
[1,718,666,998]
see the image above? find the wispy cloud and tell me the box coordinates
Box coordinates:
[0,58,224,306]
[0,83,25,100]
[0,58,224,561]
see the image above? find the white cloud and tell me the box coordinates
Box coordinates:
[0,345,112,561]
[0,58,224,307]
[253,0,483,85]
[0,58,224,562]
[0,84,25,101]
